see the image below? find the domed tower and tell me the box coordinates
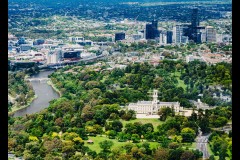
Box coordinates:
[152,89,159,104]
[151,89,159,114]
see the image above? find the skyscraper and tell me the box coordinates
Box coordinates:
[188,8,201,43]
[167,31,173,44]
[145,20,159,40]
[191,8,200,28]
[146,24,154,39]
[173,25,189,44]
[152,20,158,30]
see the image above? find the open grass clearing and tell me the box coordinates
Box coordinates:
[119,118,165,132]
[171,71,187,91]
[182,142,197,150]
[84,135,160,153]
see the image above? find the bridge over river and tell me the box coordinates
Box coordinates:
[38,54,106,69]
[26,78,50,82]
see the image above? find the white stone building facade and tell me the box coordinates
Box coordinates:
[128,89,183,115]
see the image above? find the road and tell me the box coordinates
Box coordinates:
[196,132,211,159]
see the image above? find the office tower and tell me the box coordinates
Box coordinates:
[174,25,189,44]
[146,20,159,40]
[206,26,216,43]
[152,20,160,38]
[191,8,200,28]
[200,28,206,43]
[152,20,158,30]
[188,8,201,43]
[115,32,125,42]
[167,31,173,44]
[146,24,155,39]
[159,31,167,44]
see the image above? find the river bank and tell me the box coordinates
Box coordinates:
[9,95,38,114]
[12,70,60,117]
[47,79,62,97]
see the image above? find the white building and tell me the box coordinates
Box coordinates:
[47,49,62,64]
[173,25,189,44]
[189,99,210,110]
[200,29,206,43]
[206,26,216,43]
[128,89,183,115]
[159,32,167,44]
[80,52,96,59]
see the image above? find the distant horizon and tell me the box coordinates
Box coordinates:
[8,0,232,2]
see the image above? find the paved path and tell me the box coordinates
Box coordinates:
[196,132,211,159]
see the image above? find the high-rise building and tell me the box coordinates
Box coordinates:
[167,31,173,44]
[200,28,206,43]
[115,32,125,42]
[187,8,201,43]
[191,8,200,28]
[159,32,167,44]
[146,20,159,40]
[146,24,155,39]
[206,26,216,43]
[152,20,158,30]
[173,25,189,44]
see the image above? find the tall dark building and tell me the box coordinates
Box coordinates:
[166,31,173,44]
[146,24,155,39]
[188,8,201,43]
[191,8,200,28]
[152,20,158,30]
[115,32,125,42]
[146,20,159,40]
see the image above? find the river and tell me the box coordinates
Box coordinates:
[13,70,60,117]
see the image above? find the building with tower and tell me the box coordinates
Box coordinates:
[128,89,183,115]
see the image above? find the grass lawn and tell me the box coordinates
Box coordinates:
[207,144,214,156]
[182,142,197,150]
[119,118,165,132]
[171,71,187,91]
[84,135,160,153]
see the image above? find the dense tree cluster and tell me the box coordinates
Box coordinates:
[209,131,232,160]
[8,60,232,159]
[8,72,35,111]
